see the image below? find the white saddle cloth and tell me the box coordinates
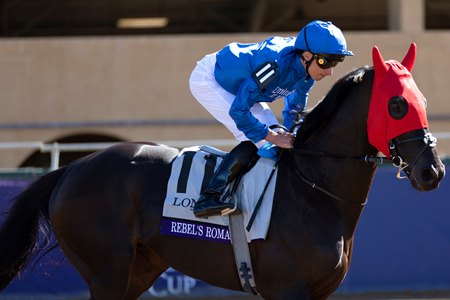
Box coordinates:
[161,146,278,243]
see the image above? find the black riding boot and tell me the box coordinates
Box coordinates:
[193,141,257,218]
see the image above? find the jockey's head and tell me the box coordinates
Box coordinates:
[295,20,354,79]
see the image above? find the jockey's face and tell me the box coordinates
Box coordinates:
[301,51,335,81]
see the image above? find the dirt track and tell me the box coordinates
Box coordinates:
[152,290,450,300]
[1,291,449,300]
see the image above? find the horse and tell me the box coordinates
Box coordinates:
[0,43,445,300]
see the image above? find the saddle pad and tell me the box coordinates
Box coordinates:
[161,146,278,243]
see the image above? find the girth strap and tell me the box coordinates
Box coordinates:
[229,211,258,295]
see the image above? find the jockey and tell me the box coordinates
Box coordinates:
[189,20,354,218]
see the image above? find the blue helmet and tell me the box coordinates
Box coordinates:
[295,20,354,56]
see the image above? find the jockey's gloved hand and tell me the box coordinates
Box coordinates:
[257,142,279,160]
[282,109,301,131]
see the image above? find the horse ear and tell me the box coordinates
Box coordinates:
[401,42,417,72]
[372,46,388,75]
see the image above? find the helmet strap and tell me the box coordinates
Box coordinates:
[300,52,314,80]
[302,26,314,80]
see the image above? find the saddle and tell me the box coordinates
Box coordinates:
[161,144,278,242]
[162,144,278,294]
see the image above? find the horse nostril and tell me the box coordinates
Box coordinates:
[421,165,439,183]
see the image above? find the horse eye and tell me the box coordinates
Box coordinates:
[388,96,409,120]
[423,97,428,109]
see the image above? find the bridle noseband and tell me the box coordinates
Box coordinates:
[389,131,437,179]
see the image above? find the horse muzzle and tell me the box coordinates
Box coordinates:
[408,153,445,191]
[390,129,446,191]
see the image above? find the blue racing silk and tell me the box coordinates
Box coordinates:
[214,36,315,143]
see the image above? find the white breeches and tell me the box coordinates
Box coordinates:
[189,53,278,148]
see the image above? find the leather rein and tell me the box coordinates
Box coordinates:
[284,120,438,208]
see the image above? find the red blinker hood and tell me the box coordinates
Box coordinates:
[367,43,429,157]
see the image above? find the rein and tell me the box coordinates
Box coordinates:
[246,145,369,232]
[279,115,380,207]
[288,131,437,206]
[292,148,393,165]
[284,115,379,208]
[285,150,368,208]
[250,116,437,226]
[281,113,426,208]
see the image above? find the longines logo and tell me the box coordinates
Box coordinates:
[171,196,196,209]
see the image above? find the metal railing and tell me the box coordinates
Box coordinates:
[0,132,449,171]
[0,139,239,171]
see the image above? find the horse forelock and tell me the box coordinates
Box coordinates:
[294,65,373,147]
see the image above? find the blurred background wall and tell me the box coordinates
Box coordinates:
[0,0,448,169]
[0,0,449,298]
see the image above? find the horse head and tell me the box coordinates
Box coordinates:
[368,43,445,191]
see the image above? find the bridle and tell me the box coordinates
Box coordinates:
[291,130,437,179]
[388,130,437,179]
[284,117,438,207]
[248,116,437,228]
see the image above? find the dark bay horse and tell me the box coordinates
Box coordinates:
[0,44,445,299]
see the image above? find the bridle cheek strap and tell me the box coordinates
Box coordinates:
[389,132,437,179]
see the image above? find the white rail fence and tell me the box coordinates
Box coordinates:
[0,139,239,171]
[0,132,449,171]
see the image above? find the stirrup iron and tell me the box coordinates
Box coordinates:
[220,194,240,216]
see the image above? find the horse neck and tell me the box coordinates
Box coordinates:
[290,73,378,233]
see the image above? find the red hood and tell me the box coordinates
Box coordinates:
[367,43,428,157]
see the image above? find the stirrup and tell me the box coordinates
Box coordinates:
[221,194,241,216]
[200,145,228,157]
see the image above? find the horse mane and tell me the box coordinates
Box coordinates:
[295,65,374,147]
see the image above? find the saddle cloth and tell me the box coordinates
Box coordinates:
[161,146,278,243]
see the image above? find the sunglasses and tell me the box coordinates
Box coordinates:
[314,54,344,69]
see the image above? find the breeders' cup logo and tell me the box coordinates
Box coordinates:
[148,268,241,298]
[148,268,197,297]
